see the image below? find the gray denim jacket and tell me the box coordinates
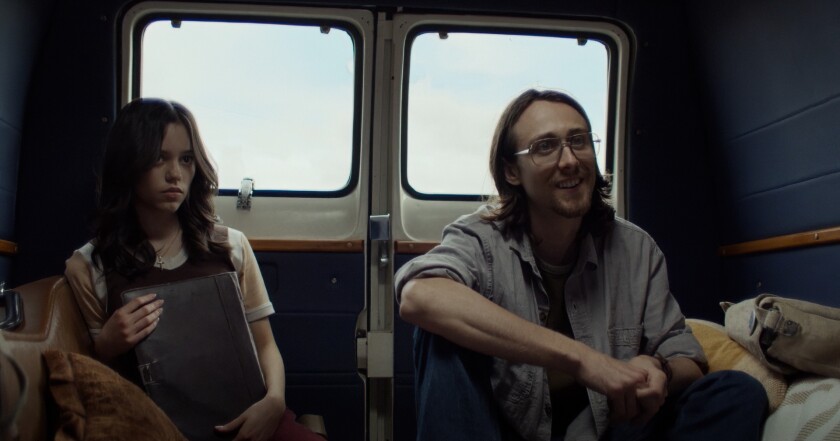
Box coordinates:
[395,206,706,441]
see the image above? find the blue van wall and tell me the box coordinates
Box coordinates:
[0,0,54,284]
[686,0,840,306]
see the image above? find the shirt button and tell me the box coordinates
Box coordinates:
[539,312,548,323]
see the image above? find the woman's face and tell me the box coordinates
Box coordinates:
[133,122,196,216]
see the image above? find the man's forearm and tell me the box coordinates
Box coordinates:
[666,357,704,394]
[399,277,588,373]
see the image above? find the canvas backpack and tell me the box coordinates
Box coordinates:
[722,294,840,379]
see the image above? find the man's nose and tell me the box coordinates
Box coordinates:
[556,144,580,169]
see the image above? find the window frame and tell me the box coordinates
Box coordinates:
[123,5,366,198]
[388,14,632,242]
[400,24,620,202]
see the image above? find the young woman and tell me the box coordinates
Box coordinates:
[64,98,322,441]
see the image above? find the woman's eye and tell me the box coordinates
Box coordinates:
[181,155,194,164]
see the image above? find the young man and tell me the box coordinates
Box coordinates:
[395,89,767,441]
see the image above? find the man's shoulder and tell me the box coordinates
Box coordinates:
[448,205,504,237]
[607,217,659,248]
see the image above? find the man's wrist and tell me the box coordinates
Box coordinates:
[654,353,673,384]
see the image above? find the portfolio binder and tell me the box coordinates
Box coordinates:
[121,272,266,440]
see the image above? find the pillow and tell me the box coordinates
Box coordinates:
[762,376,840,440]
[44,350,186,441]
[686,319,787,412]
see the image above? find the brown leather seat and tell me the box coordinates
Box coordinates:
[0,277,328,440]
[1,276,93,441]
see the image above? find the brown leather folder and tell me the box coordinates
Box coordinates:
[121,272,266,441]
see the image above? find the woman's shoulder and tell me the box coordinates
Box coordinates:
[75,241,96,264]
[212,224,246,246]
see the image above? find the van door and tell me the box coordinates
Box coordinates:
[380,13,629,441]
[123,4,375,440]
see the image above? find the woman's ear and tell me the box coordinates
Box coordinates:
[504,161,521,186]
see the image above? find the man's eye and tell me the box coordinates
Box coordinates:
[532,139,557,154]
[570,134,586,148]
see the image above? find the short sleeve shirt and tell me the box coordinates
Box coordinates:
[69,226,274,337]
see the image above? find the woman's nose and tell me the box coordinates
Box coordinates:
[165,161,182,181]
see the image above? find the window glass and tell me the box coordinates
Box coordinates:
[405,31,608,196]
[141,19,356,192]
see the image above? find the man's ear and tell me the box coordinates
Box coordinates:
[504,161,521,186]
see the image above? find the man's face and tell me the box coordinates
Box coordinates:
[505,100,596,220]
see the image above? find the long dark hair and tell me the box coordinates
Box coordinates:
[484,89,614,239]
[92,98,229,277]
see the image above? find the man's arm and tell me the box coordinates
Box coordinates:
[400,276,650,422]
[666,356,703,394]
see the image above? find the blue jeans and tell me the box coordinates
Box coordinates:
[414,327,767,441]
[607,370,768,441]
[413,327,512,441]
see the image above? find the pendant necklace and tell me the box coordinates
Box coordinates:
[154,229,181,269]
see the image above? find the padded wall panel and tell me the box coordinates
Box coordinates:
[13,0,112,286]
[0,124,20,239]
[0,126,19,241]
[722,171,840,244]
[686,0,840,246]
[721,245,840,309]
[0,0,53,275]
[717,98,840,243]
[619,1,722,321]
[0,0,53,129]
[257,251,364,441]
[0,257,10,286]
[686,0,840,142]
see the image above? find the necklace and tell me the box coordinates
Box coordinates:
[154,229,182,269]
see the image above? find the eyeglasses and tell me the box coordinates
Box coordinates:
[513,132,600,166]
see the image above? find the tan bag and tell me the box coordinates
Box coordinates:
[722,294,840,379]
[0,332,27,441]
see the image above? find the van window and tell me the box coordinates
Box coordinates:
[140,19,357,194]
[404,31,609,198]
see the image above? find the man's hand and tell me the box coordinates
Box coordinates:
[95,293,163,360]
[576,350,649,423]
[627,355,669,425]
[215,395,285,441]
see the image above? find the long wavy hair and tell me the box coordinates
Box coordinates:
[92,98,229,277]
[484,89,614,240]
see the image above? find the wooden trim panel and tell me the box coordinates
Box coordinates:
[248,239,364,253]
[395,241,439,255]
[0,239,18,256]
[719,226,840,257]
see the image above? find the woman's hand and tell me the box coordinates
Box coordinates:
[215,395,286,441]
[94,293,163,360]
